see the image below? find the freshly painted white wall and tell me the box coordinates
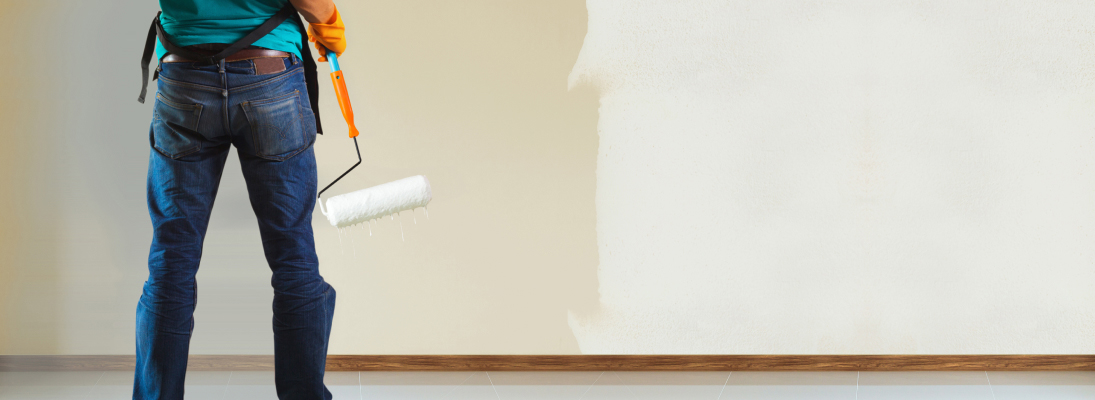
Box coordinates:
[567,0,1095,354]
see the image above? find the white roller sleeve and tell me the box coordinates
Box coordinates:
[321,175,432,227]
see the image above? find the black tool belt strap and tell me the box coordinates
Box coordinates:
[138,3,323,134]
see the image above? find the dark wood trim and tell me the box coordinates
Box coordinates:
[327,355,1095,371]
[3,355,1094,372]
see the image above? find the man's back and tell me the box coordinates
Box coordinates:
[154,0,305,60]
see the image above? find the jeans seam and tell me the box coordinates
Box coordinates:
[231,67,305,94]
[155,92,198,111]
[153,142,202,160]
[190,279,197,336]
[221,59,230,135]
[157,74,223,94]
[318,285,329,377]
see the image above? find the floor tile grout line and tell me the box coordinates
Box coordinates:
[442,370,478,397]
[985,371,997,400]
[485,371,501,400]
[855,371,860,400]
[715,371,732,400]
[613,371,636,398]
[220,371,233,400]
[83,371,105,399]
[577,371,604,400]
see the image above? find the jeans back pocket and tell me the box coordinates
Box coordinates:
[151,93,203,159]
[241,90,312,161]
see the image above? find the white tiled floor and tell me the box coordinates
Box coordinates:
[1,370,1093,399]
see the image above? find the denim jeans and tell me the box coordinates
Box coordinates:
[134,54,336,400]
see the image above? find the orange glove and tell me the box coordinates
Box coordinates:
[307,5,346,62]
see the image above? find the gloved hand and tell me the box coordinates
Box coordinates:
[307,5,346,62]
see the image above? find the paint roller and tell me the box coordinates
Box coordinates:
[317,48,432,228]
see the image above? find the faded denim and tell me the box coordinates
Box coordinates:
[135,54,335,400]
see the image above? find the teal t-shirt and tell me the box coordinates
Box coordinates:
[155,0,305,61]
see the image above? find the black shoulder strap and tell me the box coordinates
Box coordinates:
[289,11,323,135]
[138,3,322,134]
[137,12,161,104]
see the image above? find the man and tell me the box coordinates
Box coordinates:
[134,0,346,399]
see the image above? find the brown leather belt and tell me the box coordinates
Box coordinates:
[162,48,289,63]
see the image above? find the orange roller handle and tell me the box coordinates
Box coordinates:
[330,70,359,138]
[324,49,359,139]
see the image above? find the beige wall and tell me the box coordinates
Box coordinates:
[319,0,599,354]
[0,1,65,354]
[0,0,598,355]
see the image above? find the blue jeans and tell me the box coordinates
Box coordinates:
[134,55,336,400]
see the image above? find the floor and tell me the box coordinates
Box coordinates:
[1,370,1093,399]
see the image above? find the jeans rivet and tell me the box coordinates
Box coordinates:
[222,90,228,97]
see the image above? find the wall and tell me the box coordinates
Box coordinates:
[3,0,1095,356]
[0,1,65,355]
[567,0,1095,354]
[0,0,598,355]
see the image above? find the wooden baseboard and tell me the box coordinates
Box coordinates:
[3,355,1094,372]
